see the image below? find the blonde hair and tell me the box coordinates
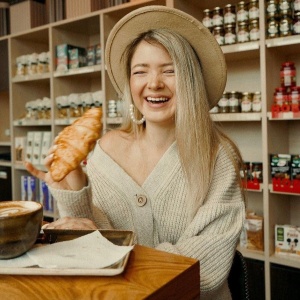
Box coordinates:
[119,29,244,211]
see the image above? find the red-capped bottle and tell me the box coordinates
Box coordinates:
[280,61,296,88]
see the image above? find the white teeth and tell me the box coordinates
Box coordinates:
[146,97,168,101]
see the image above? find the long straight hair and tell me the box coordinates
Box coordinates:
[119,29,244,212]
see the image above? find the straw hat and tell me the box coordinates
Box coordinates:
[105,5,227,108]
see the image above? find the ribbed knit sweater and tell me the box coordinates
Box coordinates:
[49,141,245,300]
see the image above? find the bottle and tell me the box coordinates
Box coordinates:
[229,91,240,113]
[212,7,224,27]
[237,1,249,23]
[280,62,296,88]
[241,92,252,112]
[273,87,287,107]
[248,0,259,20]
[266,0,279,19]
[224,4,236,25]
[280,14,293,36]
[252,91,262,112]
[224,24,237,45]
[267,17,280,38]
[202,9,213,31]
[218,92,229,113]
[237,22,250,42]
[213,26,225,46]
[293,11,300,34]
[249,19,260,40]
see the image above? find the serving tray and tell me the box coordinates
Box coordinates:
[0,229,135,276]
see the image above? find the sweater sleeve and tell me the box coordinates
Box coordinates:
[155,147,245,293]
[48,182,112,229]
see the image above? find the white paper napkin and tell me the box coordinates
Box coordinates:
[0,231,133,269]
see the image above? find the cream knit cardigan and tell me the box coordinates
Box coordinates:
[49,141,245,299]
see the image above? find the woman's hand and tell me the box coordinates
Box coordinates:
[42,216,98,230]
[24,145,87,191]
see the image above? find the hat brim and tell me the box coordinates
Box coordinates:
[105,5,227,108]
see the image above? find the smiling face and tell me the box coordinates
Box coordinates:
[129,40,176,126]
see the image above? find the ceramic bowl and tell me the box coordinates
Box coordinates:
[0,200,43,259]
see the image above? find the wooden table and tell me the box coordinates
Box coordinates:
[0,245,200,299]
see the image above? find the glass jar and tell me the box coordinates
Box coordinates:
[252,91,262,112]
[224,24,237,45]
[249,19,260,40]
[281,62,296,88]
[267,17,280,38]
[294,0,300,12]
[249,0,259,20]
[274,87,287,106]
[218,92,229,113]
[202,9,213,31]
[229,91,241,113]
[266,0,279,19]
[289,86,300,105]
[224,4,236,25]
[212,7,224,27]
[280,14,293,36]
[278,0,293,16]
[293,11,300,34]
[241,92,252,112]
[237,22,250,42]
[237,1,249,23]
[213,26,225,45]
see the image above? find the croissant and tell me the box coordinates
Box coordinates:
[50,107,102,182]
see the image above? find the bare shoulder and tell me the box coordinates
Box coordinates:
[100,129,133,154]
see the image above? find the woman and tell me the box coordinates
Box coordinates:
[26,6,245,299]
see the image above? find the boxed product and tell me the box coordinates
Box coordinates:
[40,131,52,164]
[68,47,86,69]
[275,224,300,257]
[270,154,291,179]
[21,175,28,201]
[32,131,43,165]
[25,131,35,162]
[291,154,300,180]
[240,211,264,251]
[55,44,76,72]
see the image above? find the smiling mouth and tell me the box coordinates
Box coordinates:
[146,97,169,104]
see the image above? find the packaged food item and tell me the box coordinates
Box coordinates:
[202,9,213,31]
[291,154,300,180]
[270,154,291,179]
[241,211,264,251]
[68,47,87,69]
[275,224,300,257]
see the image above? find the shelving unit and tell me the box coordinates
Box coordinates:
[1,0,300,298]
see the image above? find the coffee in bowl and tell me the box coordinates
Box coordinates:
[0,200,43,259]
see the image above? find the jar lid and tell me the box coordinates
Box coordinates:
[282,61,295,66]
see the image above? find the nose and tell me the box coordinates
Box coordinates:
[147,73,164,90]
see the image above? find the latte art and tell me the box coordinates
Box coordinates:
[0,207,31,217]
